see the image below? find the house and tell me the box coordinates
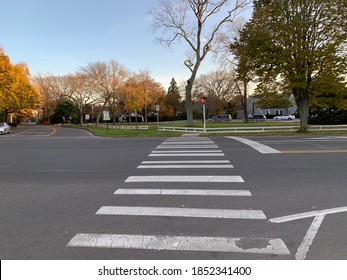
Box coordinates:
[237,95,298,119]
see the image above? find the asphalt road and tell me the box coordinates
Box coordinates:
[1,125,347,260]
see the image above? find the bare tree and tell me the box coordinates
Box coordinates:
[193,70,237,115]
[151,0,250,125]
[82,60,127,126]
[67,73,97,125]
[34,74,74,122]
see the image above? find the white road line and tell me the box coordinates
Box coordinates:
[96,206,266,219]
[67,233,290,255]
[137,164,234,169]
[295,215,325,260]
[141,160,230,164]
[114,189,252,196]
[125,175,244,183]
[149,153,225,157]
[162,140,215,143]
[157,145,219,149]
[182,133,200,137]
[0,163,14,169]
[162,141,215,145]
[270,206,347,223]
[262,138,347,143]
[270,206,347,260]
[304,136,347,140]
[226,136,281,154]
[151,150,222,153]
[11,130,31,136]
[165,138,211,142]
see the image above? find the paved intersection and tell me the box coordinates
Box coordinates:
[1,126,347,259]
[67,134,290,258]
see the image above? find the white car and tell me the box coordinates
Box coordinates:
[0,122,11,134]
[208,114,232,122]
[273,114,296,121]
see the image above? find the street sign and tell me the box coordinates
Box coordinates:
[155,104,160,112]
[103,111,110,121]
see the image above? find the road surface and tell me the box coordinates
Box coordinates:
[1,125,347,259]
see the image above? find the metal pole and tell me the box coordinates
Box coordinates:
[135,109,138,130]
[156,105,160,131]
[203,103,206,133]
[157,111,159,131]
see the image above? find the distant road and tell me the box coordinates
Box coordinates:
[8,124,93,137]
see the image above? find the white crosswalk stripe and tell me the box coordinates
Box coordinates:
[96,206,266,219]
[67,233,290,255]
[151,150,223,153]
[137,164,234,169]
[67,135,290,257]
[157,145,219,149]
[114,188,251,196]
[125,175,244,183]
[149,153,225,156]
[141,160,231,164]
[161,141,215,145]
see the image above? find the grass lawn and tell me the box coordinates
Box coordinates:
[83,125,183,138]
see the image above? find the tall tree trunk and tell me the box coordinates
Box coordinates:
[144,106,148,124]
[235,80,249,122]
[4,110,9,123]
[185,63,200,126]
[96,111,101,127]
[185,79,194,126]
[294,89,309,132]
[112,111,116,125]
[243,80,249,123]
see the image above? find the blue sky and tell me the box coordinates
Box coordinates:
[1,0,250,89]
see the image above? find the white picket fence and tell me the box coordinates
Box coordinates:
[85,123,148,130]
[158,124,347,133]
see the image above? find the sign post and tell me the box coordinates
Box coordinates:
[103,111,110,131]
[155,105,160,131]
[199,97,207,132]
[134,109,138,130]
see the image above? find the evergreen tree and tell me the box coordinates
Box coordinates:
[51,99,78,124]
[165,78,181,116]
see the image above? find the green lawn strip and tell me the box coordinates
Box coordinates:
[70,123,347,138]
[81,125,183,138]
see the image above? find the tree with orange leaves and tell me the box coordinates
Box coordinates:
[119,71,166,123]
[0,48,39,122]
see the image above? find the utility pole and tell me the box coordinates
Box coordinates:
[199,97,207,133]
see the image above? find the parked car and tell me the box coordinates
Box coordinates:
[249,114,267,120]
[0,122,11,134]
[273,114,295,121]
[119,114,144,123]
[208,114,232,122]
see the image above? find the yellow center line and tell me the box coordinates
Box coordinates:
[281,149,347,154]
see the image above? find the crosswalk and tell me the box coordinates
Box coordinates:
[67,134,290,257]
[125,175,244,182]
